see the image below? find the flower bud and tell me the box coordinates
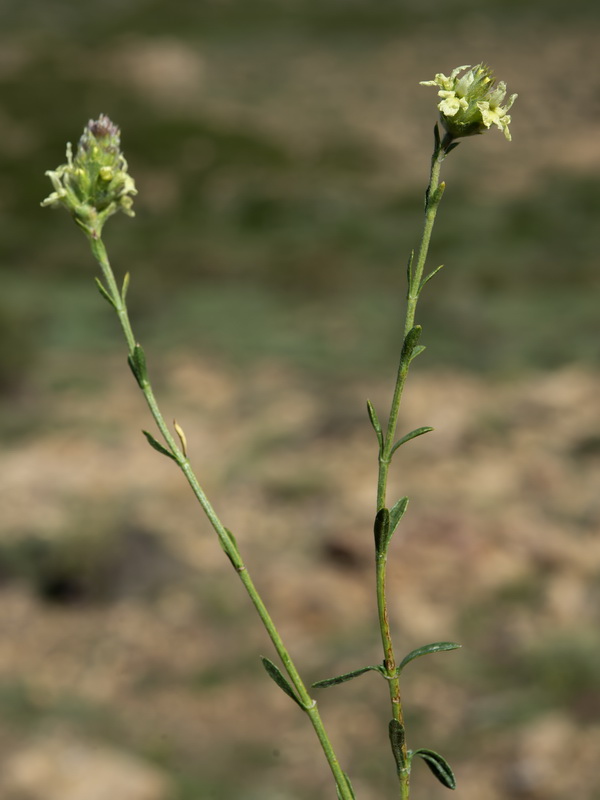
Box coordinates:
[41,115,137,235]
[420,64,517,141]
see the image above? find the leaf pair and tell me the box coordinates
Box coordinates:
[373,498,409,557]
[389,721,456,790]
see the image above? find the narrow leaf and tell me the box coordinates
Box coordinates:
[401,326,422,364]
[444,141,460,155]
[336,772,356,800]
[419,264,445,292]
[366,400,383,450]
[173,418,188,457]
[388,496,409,539]
[410,345,426,362]
[374,508,390,554]
[260,657,303,708]
[406,249,415,285]
[433,123,441,150]
[127,344,148,388]
[218,527,240,565]
[432,181,446,205]
[121,271,130,301]
[142,430,176,461]
[412,748,456,790]
[389,719,406,774]
[225,527,238,549]
[390,426,434,456]
[398,642,462,673]
[94,277,116,309]
[312,664,382,689]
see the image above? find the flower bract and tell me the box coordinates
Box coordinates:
[41,115,137,235]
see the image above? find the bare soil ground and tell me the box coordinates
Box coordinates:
[1,352,599,799]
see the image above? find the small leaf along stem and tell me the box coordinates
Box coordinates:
[374,126,456,798]
[84,226,354,800]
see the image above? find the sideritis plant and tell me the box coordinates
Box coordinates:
[42,63,516,799]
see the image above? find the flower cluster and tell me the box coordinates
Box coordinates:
[420,64,517,141]
[42,115,137,235]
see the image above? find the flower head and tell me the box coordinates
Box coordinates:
[42,115,137,235]
[420,64,517,141]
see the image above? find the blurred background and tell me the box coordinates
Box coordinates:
[1,0,600,798]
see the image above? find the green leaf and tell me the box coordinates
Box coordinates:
[225,527,238,549]
[217,527,240,565]
[127,344,148,388]
[142,430,176,461]
[388,719,406,774]
[390,426,434,456]
[260,657,303,708]
[366,400,383,450]
[94,277,116,309]
[398,641,462,673]
[419,264,444,292]
[336,772,356,800]
[444,140,460,155]
[121,271,130,301]
[432,182,446,205]
[389,496,409,539]
[401,326,422,364]
[410,345,426,362]
[412,748,456,790]
[406,249,415,285]
[312,664,383,689]
[374,508,390,554]
[433,123,441,150]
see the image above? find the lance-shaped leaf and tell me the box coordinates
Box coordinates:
[412,748,456,790]
[128,343,148,388]
[401,325,422,364]
[410,345,426,363]
[398,641,461,673]
[95,277,117,309]
[142,430,176,461]
[336,772,356,800]
[312,664,383,689]
[374,508,390,555]
[431,181,446,206]
[366,400,383,450]
[173,418,188,457]
[121,271,130,301]
[217,527,240,566]
[260,657,303,709]
[388,496,409,539]
[388,719,406,775]
[406,249,415,285]
[419,263,444,293]
[390,426,434,457]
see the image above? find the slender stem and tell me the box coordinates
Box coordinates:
[86,229,353,800]
[374,130,453,798]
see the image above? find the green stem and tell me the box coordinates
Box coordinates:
[374,130,453,798]
[86,230,353,800]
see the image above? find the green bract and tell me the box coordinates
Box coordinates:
[420,64,517,141]
[41,115,137,235]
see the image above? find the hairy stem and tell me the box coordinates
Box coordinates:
[86,229,353,800]
[375,130,453,798]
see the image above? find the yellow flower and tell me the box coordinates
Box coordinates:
[420,64,517,141]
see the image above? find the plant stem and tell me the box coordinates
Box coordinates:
[374,130,453,798]
[86,229,353,800]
